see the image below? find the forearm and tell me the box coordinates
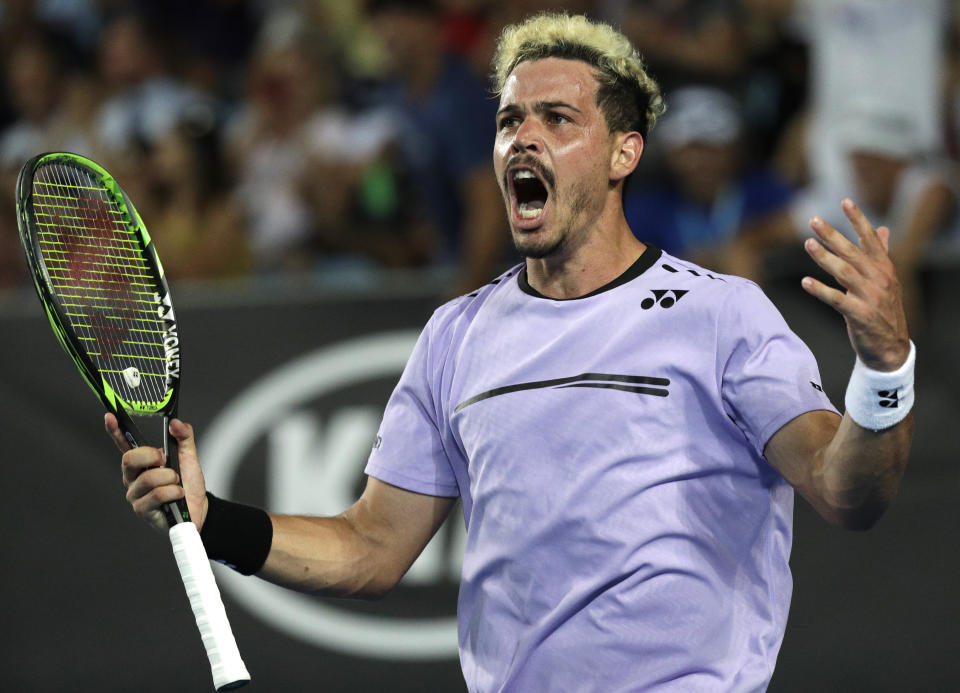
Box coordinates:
[258,510,399,599]
[201,478,453,598]
[253,479,455,599]
[797,200,918,528]
[814,412,914,529]
[815,338,916,529]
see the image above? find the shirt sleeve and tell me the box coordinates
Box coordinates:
[718,280,840,458]
[364,314,461,498]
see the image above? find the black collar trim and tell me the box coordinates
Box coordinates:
[517,244,663,300]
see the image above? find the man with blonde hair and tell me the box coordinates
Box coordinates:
[115,12,915,691]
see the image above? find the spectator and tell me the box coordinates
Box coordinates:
[300,108,435,270]
[0,35,96,170]
[33,0,103,55]
[142,115,251,280]
[226,21,328,273]
[473,1,598,75]
[147,0,261,101]
[301,0,391,82]
[624,87,795,283]
[773,0,952,233]
[95,11,211,155]
[0,35,99,288]
[735,0,810,163]
[835,102,958,329]
[946,0,960,160]
[366,0,508,292]
[0,1,40,66]
[228,9,418,274]
[609,0,751,184]
[617,0,748,92]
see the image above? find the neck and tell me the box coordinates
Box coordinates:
[524,210,646,299]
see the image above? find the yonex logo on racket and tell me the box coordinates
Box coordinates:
[163,326,181,383]
[156,292,175,321]
[155,292,180,383]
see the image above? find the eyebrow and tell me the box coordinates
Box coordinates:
[496,101,583,118]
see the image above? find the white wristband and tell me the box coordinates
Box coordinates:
[844,340,916,431]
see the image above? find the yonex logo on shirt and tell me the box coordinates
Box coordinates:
[640,289,688,310]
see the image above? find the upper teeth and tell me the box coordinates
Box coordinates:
[514,170,535,180]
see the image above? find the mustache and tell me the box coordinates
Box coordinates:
[504,155,555,192]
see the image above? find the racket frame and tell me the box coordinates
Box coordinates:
[15,152,250,690]
[16,152,186,527]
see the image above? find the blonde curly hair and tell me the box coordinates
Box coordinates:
[492,12,665,138]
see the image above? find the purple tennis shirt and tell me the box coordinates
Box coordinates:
[365,246,838,692]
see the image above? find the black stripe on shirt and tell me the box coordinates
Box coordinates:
[454,373,670,412]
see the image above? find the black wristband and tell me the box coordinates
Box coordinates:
[200,492,273,576]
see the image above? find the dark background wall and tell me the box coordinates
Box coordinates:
[0,267,957,692]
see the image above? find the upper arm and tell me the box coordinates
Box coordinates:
[344,476,457,586]
[352,313,461,585]
[764,406,912,529]
[763,408,842,523]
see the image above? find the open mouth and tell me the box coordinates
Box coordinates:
[510,168,550,221]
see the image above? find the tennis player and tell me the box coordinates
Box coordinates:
[113,13,915,691]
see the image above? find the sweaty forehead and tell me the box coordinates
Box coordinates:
[499,57,600,109]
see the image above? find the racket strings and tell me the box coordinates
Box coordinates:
[33,162,171,408]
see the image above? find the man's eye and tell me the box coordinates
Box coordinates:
[549,113,570,125]
[499,117,520,129]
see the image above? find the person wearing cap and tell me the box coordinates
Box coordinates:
[624,86,796,282]
[838,102,958,328]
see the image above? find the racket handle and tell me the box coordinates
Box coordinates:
[169,522,251,691]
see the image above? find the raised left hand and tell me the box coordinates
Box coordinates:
[801,198,911,372]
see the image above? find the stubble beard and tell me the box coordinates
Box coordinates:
[511,184,593,260]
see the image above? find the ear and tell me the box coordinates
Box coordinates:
[610,131,643,183]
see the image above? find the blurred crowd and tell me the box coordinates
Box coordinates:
[0,0,958,324]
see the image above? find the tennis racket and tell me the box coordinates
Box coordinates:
[15,152,250,691]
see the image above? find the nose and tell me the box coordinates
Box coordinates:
[512,118,543,155]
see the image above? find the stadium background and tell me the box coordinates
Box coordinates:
[0,1,958,691]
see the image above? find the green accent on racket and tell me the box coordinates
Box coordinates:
[16,152,179,417]
[15,151,250,691]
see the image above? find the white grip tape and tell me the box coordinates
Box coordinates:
[169,522,251,691]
